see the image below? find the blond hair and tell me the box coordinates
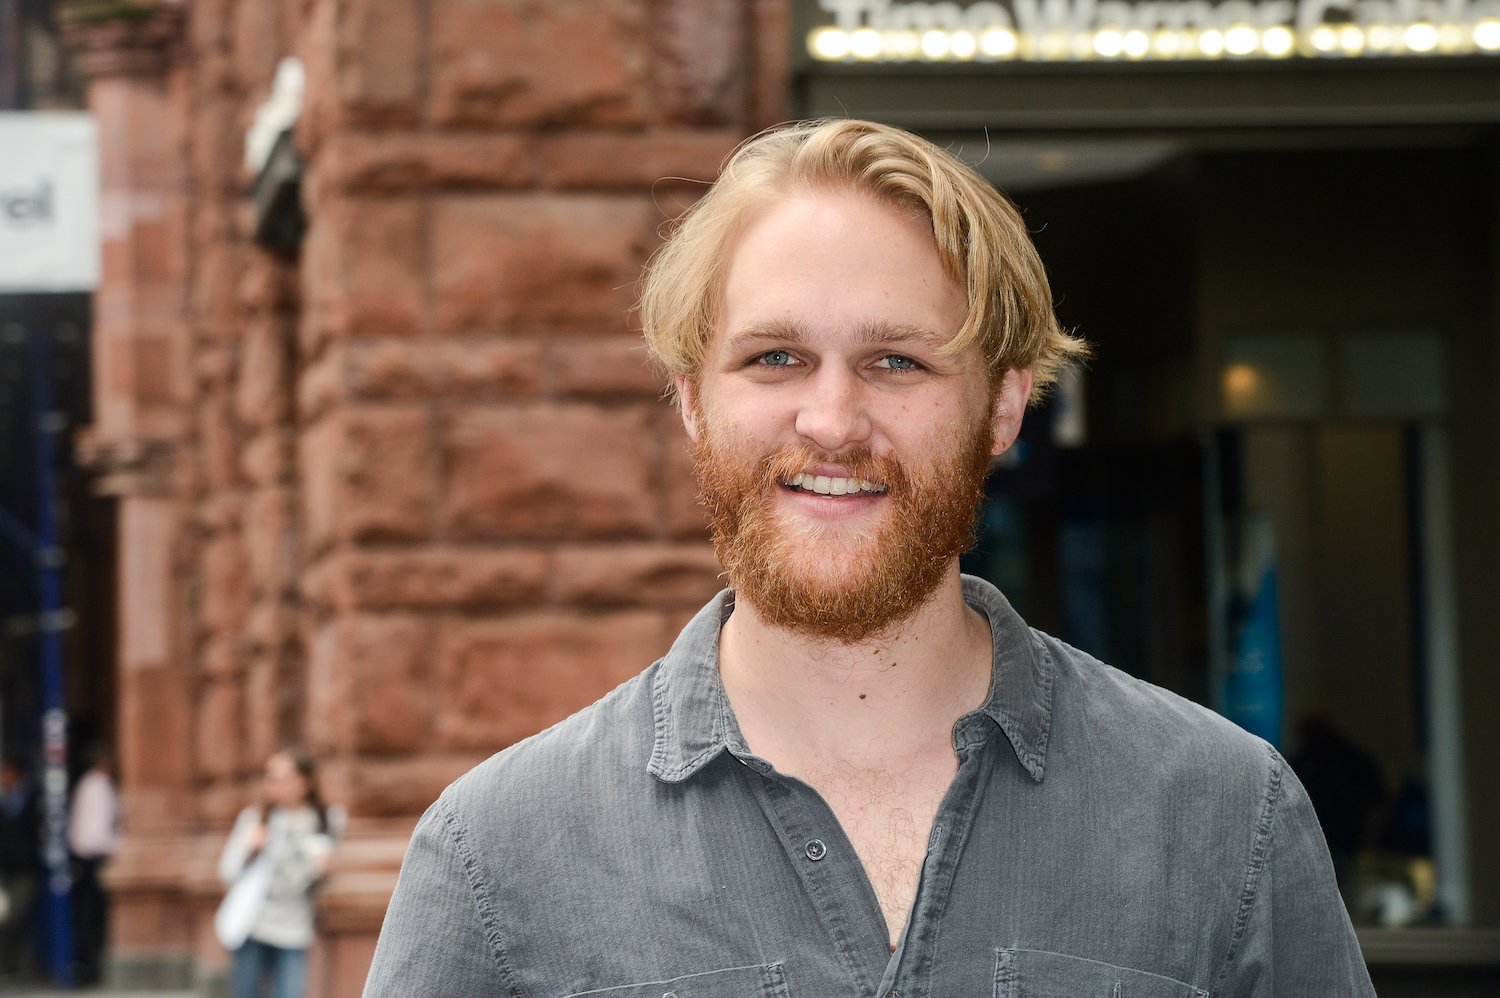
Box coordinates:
[639,118,1087,403]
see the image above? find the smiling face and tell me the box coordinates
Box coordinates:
[679,190,1031,642]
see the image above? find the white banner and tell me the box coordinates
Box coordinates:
[0,113,100,292]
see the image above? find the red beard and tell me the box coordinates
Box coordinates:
[690,412,995,644]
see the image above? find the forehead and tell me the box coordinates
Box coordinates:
[265,754,299,775]
[715,190,966,350]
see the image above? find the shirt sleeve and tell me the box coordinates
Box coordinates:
[1216,751,1377,997]
[218,807,261,885]
[363,793,516,998]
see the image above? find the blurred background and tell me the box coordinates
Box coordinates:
[1,0,1498,994]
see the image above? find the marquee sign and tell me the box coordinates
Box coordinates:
[808,0,1500,62]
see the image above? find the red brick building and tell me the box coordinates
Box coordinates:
[64,1,788,992]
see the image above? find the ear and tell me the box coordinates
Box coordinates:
[989,367,1033,456]
[675,374,702,443]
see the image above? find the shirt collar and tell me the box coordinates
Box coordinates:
[647,590,742,783]
[647,574,1054,785]
[963,574,1053,782]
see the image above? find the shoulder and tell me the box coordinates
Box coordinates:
[388,661,668,958]
[1034,629,1277,795]
[72,771,103,798]
[435,661,662,842]
[219,807,262,863]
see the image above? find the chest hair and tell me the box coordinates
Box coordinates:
[804,757,954,950]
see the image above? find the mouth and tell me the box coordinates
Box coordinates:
[780,473,888,497]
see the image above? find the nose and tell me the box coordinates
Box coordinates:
[794,367,872,452]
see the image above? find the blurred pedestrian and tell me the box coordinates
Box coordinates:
[0,754,40,981]
[215,749,335,998]
[67,742,120,985]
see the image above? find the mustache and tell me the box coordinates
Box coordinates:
[760,445,908,492]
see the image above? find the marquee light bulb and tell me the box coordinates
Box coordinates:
[950,30,979,59]
[1225,24,1259,55]
[1477,19,1500,50]
[920,29,950,58]
[850,27,882,59]
[1262,26,1295,56]
[1405,22,1439,52]
[809,28,851,60]
[980,28,1018,57]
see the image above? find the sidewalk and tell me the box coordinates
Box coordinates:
[0,988,194,997]
[1,992,194,997]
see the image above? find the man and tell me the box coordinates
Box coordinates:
[365,119,1374,996]
[68,742,121,985]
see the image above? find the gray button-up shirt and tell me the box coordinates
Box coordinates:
[365,576,1374,997]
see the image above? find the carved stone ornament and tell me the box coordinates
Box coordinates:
[75,428,179,497]
[60,0,185,80]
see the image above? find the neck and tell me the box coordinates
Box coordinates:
[718,569,993,773]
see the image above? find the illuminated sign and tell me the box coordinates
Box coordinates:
[809,0,1500,62]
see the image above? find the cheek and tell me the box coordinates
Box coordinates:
[700,395,782,445]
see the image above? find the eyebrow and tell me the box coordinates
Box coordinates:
[723,319,950,352]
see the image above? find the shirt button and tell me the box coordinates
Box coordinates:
[804,838,827,861]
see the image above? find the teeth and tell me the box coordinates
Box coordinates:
[786,473,886,495]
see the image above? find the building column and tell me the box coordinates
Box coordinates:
[65,3,201,988]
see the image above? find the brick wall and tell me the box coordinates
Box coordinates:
[69,1,789,992]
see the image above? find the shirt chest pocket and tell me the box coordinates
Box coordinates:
[995,948,1208,998]
[564,962,790,998]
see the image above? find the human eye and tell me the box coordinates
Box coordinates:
[755,349,798,368]
[872,354,921,372]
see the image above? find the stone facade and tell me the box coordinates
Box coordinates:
[66,1,789,993]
